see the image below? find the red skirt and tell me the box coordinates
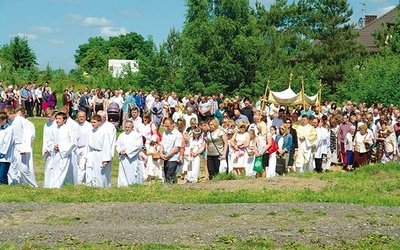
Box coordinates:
[353,151,368,168]
[42,101,49,111]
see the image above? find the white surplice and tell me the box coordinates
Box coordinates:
[49,123,77,188]
[76,120,92,184]
[65,117,80,185]
[86,125,113,188]
[116,130,144,187]
[42,120,57,188]
[8,115,38,187]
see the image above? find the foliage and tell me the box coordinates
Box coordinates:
[338,53,400,105]
[297,0,365,94]
[74,32,155,77]
[0,36,37,70]
[372,5,400,54]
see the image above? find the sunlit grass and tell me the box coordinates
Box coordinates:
[1,162,400,206]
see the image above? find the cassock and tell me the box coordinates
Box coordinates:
[49,123,76,188]
[42,120,57,187]
[86,125,113,187]
[294,124,317,172]
[116,130,144,186]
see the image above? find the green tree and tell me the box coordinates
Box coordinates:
[180,0,264,95]
[180,0,215,94]
[75,37,108,65]
[373,6,400,54]
[298,0,364,94]
[0,36,37,71]
[254,0,310,93]
[78,47,107,75]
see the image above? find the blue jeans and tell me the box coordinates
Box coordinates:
[0,162,10,185]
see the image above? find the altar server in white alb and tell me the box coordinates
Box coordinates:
[4,106,37,187]
[42,107,57,187]
[0,111,14,185]
[116,120,144,186]
[76,111,92,184]
[59,106,80,185]
[86,114,113,187]
[48,112,77,188]
[24,110,36,181]
[97,110,116,163]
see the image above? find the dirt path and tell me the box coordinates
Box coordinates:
[1,201,399,247]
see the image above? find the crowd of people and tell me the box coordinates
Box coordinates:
[0,81,399,188]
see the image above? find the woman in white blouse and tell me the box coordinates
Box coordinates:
[352,124,373,168]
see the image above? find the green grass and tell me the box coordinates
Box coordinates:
[1,162,400,205]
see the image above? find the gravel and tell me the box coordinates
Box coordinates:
[1,202,399,247]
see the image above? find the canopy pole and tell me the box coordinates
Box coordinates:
[261,79,269,113]
[288,73,293,88]
[301,76,305,112]
[318,79,322,115]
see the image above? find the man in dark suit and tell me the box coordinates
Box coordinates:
[79,91,91,118]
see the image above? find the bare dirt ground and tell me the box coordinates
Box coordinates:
[1,174,399,248]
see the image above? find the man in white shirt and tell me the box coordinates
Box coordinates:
[35,84,43,117]
[160,118,182,183]
[183,107,198,131]
[146,90,155,113]
[168,92,178,118]
[129,107,143,132]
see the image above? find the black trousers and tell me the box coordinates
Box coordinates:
[315,158,323,173]
[207,155,220,179]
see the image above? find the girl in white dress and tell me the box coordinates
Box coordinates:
[245,129,257,177]
[184,128,205,183]
[145,134,164,183]
[230,121,250,176]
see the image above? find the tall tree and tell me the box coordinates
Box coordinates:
[75,37,108,65]
[78,47,107,75]
[254,0,310,92]
[0,36,37,70]
[180,0,264,95]
[180,0,215,94]
[298,0,364,94]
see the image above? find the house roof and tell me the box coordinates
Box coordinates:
[357,7,397,52]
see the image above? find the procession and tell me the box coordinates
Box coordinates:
[0,82,399,188]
